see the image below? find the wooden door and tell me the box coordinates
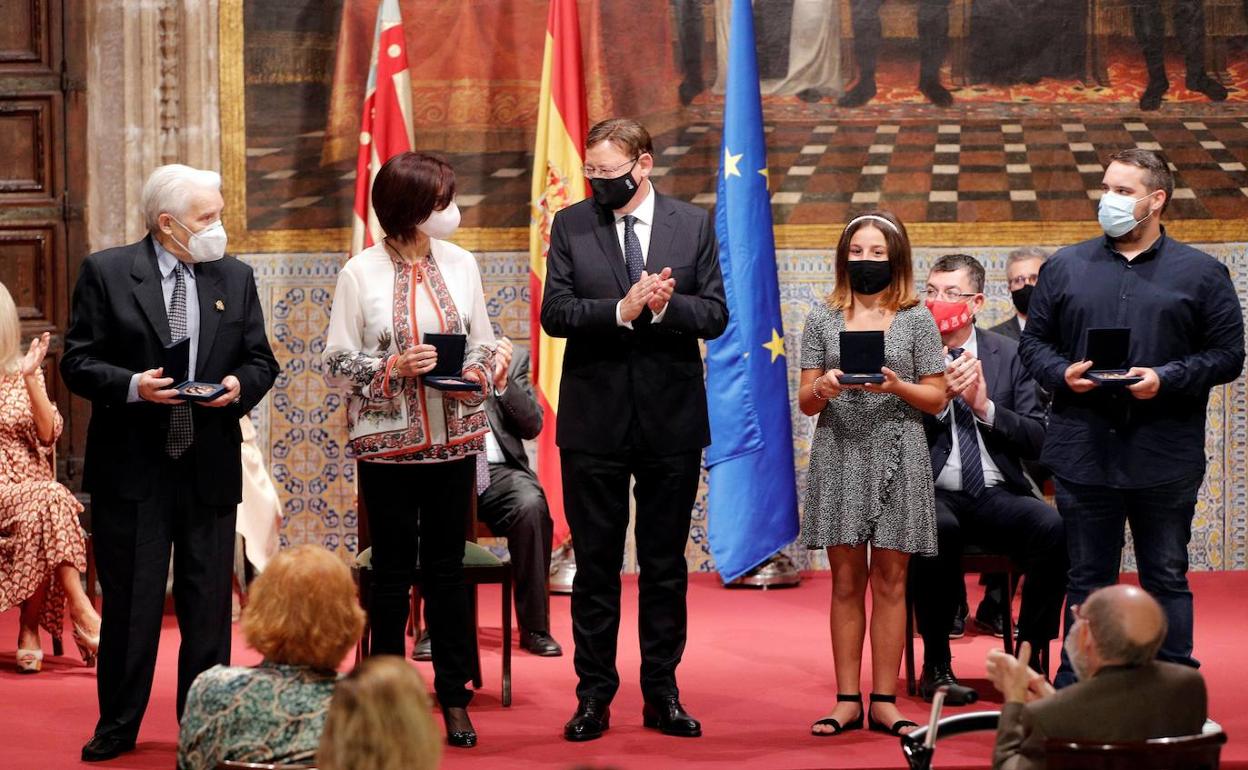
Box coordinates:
[0,0,88,484]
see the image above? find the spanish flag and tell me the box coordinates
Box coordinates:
[530,0,587,547]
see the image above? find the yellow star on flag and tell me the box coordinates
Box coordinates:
[724,147,743,178]
[763,328,785,363]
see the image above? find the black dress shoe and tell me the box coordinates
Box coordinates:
[837,79,877,108]
[442,706,477,748]
[919,662,979,705]
[950,601,968,639]
[81,734,136,762]
[565,697,610,741]
[973,605,1006,637]
[1187,75,1228,102]
[642,695,702,737]
[919,78,954,107]
[1140,77,1169,111]
[412,630,432,661]
[520,630,563,657]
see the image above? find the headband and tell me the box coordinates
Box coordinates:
[844,214,900,235]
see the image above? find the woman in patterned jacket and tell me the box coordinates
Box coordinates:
[0,281,101,672]
[177,544,364,769]
[323,151,494,748]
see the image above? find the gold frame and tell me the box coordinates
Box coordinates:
[219,0,1248,254]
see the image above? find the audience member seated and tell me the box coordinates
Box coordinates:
[990,247,1048,343]
[987,584,1207,770]
[317,656,442,770]
[909,254,1065,704]
[177,544,364,770]
[414,335,561,661]
[0,282,101,673]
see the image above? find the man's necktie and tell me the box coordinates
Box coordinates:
[623,215,644,284]
[948,347,985,497]
[165,262,193,458]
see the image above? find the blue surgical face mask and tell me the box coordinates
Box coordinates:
[1097,191,1154,238]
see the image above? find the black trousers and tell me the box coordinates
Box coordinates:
[560,445,701,703]
[91,449,235,741]
[849,0,951,82]
[359,458,475,708]
[909,486,1067,667]
[1130,0,1207,80]
[477,463,553,634]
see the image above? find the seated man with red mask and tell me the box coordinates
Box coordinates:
[907,254,1067,704]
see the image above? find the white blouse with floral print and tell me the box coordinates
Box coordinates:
[323,239,495,463]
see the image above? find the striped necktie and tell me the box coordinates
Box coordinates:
[948,347,985,497]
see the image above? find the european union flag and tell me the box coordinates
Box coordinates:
[705,0,799,583]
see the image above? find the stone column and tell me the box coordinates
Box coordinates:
[85,0,221,251]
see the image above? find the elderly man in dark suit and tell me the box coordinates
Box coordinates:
[909,254,1065,705]
[62,164,279,762]
[988,585,1207,770]
[989,247,1048,343]
[541,117,727,742]
[413,335,562,659]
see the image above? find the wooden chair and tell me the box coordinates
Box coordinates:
[904,544,1047,696]
[1045,731,1227,770]
[215,761,313,770]
[353,478,513,707]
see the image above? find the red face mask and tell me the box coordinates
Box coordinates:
[926,298,974,334]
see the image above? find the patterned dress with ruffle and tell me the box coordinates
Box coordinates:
[0,371,86,635]
[798,303,945,555]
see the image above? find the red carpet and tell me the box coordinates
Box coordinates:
[1,571,1244,770]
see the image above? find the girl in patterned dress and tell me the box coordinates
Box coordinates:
[0,282,101,672]
[797,212,947,737]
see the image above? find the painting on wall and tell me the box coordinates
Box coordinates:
[221,0,1248,252]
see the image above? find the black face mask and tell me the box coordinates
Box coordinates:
[846,260,892,296]
[589,160,640,210]
[1011,284,1034,316]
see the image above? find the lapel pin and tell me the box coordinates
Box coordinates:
[215,300,225,312]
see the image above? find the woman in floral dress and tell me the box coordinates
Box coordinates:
[0,282,101,672]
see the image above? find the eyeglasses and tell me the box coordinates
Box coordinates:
[924,288,978,302]
[583,157,638,179]
[1008,274,1040,290]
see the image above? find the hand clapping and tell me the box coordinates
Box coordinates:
[19,332,50,378]
[620,267,675,323]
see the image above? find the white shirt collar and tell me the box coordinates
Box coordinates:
[613,181,656,227]
[951,326,979,358]
[154,239,194,280]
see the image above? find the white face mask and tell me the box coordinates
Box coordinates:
[417,202,461,240]
[1097,191,1154,239]
[169,216,228,263]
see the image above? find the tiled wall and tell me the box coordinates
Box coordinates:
[245,245,1248,572]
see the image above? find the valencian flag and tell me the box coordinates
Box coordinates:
[705,0,798,582]
[530,0,588,547]
[350,0,414,255]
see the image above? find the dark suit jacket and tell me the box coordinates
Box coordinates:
[925,327,1045,495]
[539,192,728,453]
[61,235,280,505]
[993,662,1208,770]
[486,347,541,474]
[990,315,1023,342]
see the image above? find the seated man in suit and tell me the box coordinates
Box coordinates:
[909,254,1066,705]
[990,247,1048,343]
[988,584,1207,770]
[414,336,562,659]
[965,246,1052,638]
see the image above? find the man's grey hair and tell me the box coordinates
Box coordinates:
[1084,592,1168,666]
[1006,246,1050,269]
[141,164,222,231]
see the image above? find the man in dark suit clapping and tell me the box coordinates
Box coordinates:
[541,118,728,742]
[62,164,279,762]
[909,254,1066,705]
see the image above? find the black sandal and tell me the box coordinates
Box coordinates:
[867,693,919,736]
[811,693,864,736]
